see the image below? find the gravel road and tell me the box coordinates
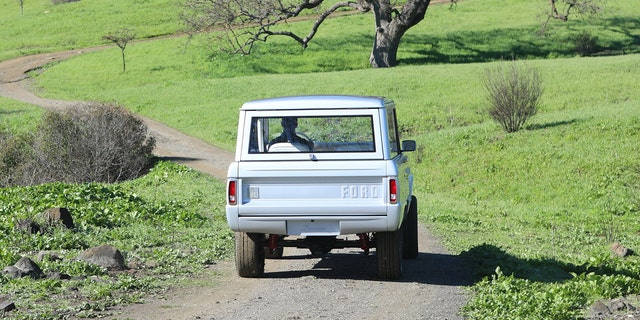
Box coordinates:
[0,48,472,320]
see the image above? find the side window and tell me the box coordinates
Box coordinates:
[387,108,401,157]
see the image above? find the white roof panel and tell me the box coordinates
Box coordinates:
[240,95,392,111]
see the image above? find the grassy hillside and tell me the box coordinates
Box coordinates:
[29,0,640,149]
[0,98,44,133]
[1,0,639,318]
[0,0,180,61]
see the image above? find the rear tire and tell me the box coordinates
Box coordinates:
[235,232,265,278]
[403,195,419,259]
[377,228,403,280]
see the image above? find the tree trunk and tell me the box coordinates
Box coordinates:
[368,0,431,68]
[370,20,404,68]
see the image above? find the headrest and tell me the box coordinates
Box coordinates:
[268,142,310,152]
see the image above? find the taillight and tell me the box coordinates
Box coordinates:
[389,178,398,204]
[228,180,237,205]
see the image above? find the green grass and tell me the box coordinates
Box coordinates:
[0,0,181,61]
[0,98,45,133]
[0,161,233,318]
[28,0,640,150]
[1,0,640,318]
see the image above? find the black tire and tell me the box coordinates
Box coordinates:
[235,232,265,278]
[265,247,284,259]
[377,228,403,280]
[403,195,419,259]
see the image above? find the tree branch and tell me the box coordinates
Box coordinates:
[181,0,372,53]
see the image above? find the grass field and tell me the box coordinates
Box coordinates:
[1,0,640,318]
[0,0,180,61]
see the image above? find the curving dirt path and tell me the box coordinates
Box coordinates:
[0,49,234,181]
[0,50,472,319]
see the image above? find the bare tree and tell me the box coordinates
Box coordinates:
[181,0,433,68]
[541,0,603,33]
[102,28,136,72]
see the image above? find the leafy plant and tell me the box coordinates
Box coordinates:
[0,161,233,318]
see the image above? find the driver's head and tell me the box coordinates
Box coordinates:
[281,117,298,129]
[281,117,298,142]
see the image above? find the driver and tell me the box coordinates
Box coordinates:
[268,117,313,150]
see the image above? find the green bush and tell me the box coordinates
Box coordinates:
[573,31,599,56]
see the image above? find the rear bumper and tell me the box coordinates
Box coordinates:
[226,208,403,236]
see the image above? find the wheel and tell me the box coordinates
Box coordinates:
[403,195,419,259]
[376,228,403,280]
[235,232,265,278]
[265,247,284,259]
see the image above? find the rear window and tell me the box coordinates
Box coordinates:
[248,116,375,154]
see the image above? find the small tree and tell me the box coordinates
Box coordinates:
[102,28,136,72]
[484,61,542,133]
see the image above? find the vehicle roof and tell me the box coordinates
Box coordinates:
[240,95,394,111]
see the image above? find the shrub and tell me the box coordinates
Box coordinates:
[26,102,155,184]
[484,61,542,133]
[0,130,34,187]
[572,31,599,56]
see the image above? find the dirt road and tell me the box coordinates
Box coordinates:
[0,49,471,319]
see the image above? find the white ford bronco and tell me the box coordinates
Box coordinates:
[226,95,417,280]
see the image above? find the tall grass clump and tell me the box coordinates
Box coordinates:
[484,60,542,133]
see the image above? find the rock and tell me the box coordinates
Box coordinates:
[39,207,75,229]
[37,251,62,263]
[589,296,640,320]
[611,242,632,258]
[77,244,126,270]
[13,257,44,279]
[2,266,23,279]
[590,300,611,319]
[47,270,71,280]
[0,299,16,312]
[15,219,41,234]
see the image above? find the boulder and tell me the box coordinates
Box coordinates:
[39,207,75,229]
[37,251,63,263]
[611,242,633,258]
[77,244,126,270]
[0,299,16,313]
[13,257,44,279]
[3,257,44,279]
[15,219,41,234]
[589,296,640,320]
[46,270,71,280]
[1,266,23,279]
